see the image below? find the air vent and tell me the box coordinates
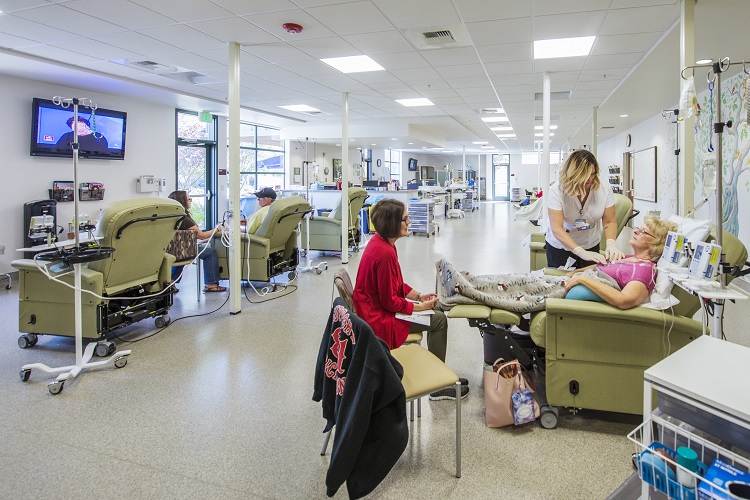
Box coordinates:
[600,126,615,129]
[160,71,222,85]
[534,92,570,101]
[535,115,561,121]
[131,60,175,72]
[479,108,505,114]
[423,30,455,45]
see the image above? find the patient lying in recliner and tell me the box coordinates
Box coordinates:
[438,216,677,312]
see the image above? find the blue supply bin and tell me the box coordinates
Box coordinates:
[360,208,370,235]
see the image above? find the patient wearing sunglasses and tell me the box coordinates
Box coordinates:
[562,216,677,309]
[438,216,677,312]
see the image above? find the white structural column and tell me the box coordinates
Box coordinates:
[462,146,466,182]
[679,0,695,216]
[592,106,598,157]
[541,72,552,225]
[228,42,242,314]
[341,92,350,264]
[477,154,481,199]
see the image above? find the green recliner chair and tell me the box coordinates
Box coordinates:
[299,188,368,253]
[529,193,635,271]
[213,196,312,282]
[528,228,748,415]
[12,197,183,350]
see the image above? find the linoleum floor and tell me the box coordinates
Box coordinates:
[0,202,671,499]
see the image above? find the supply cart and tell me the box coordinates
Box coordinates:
[461,190,478,212]
[408,199,438,237]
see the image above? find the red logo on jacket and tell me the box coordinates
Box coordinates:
[325,305,357,395]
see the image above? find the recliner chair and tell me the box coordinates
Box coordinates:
[300,188,368,253]
[12,197,183,352]
[213,196,312,282]
[529,193,636,271]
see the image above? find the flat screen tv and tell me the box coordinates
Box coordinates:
[30,98,127,160]
[408,158,418,171]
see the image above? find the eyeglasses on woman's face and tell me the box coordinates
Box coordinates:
[634,226,654,238]
[401,215,411,223]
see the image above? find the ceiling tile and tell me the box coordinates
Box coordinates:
[408,79,451,91]
[580,68,629,81]
[288,36,358,59]
[211,0,298,15]
[484,60,533,76]
[16,44,102,65]
[138,25,226,51]
[12,5,127,35]
[0,14,77,42]
[390,66,439,81]
[345,31,413,55]
[370,0,460,30]
[476,42,532,63]
[533,0,612,16]
[0,0,49,13]
[65,0,177,30]
[371,51,428,71]
[413,87,457,99]
[466,18,532,46]
[533,57,586,73]
[448,76,491,89]
[420,46,479,67]
[592,32,662,56]
[155,52,228,72]
[195,47,266,66]
[189,17,280,44]
[91,32,181,56]
[436,64,486,79]
[307,1,395,35]
[49,38,143,61]
[242,61,298,79]
[243,9,337,41]
[533,11,606,40]
[0,32,38,49]
[600,4,679,36]
[272,76,338,96]
[585,52,643,70]
[130,0,234,23]
[455,2,530,23]
[306,74,370,93]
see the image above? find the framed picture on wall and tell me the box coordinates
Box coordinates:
[332,159,342,180]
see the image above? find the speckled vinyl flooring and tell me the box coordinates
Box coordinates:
[5,201,743,500]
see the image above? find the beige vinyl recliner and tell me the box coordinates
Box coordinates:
[12,197,184,352]
[300,188,368,253]
[213,196,312,282]
[529,193,636,271]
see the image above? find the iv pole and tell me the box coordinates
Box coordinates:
[298,137,327,275]
[20,97,130,394]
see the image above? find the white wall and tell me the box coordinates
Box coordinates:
[1,74,176,274]
[287,141,362,185]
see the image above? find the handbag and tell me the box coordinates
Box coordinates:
[484,358,540,428]
[166,229,197,261]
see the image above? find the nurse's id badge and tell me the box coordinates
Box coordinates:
[574,218,590,231]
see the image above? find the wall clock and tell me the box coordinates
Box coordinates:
[625,134,632,147]
[323,167,330,175]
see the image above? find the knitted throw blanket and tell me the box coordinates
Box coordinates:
[436,258,619,313]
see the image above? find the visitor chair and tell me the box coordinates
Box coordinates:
[12,197,182,351]
[319,300,462,479]
[301,188,369,254]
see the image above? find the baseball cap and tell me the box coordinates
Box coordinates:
[254,187,277,200]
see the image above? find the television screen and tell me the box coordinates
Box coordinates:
[31,98,127,160]
[408,158,418,171]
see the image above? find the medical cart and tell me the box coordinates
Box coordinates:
[408,199,437,237]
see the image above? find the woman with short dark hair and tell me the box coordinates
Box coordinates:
[353,199,468,400]
[168,190,225,293]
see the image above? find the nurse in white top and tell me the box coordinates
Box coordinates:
[545,150,624,268]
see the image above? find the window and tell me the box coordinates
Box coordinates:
[176,110,217,227]
[385,149,401,182]
[236,123,285,197]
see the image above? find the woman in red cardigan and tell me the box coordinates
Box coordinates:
[353,199,468,400]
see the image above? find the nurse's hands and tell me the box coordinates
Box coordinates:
[605,239,625,262]
[572,246,607,265]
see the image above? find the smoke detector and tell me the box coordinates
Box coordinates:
[283,23,303,34]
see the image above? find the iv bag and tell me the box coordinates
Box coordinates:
[679,76,700,120]
[701,157,716,192]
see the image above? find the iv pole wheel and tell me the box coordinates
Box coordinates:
[94,341,115,357]
[48,381,64,395]
[18,335,32,349]
[20,369,31,382]
[114,356,128,369]
[315,268,322,275]
[539,406,559,429]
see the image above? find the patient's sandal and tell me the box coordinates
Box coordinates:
[204,285,227,293]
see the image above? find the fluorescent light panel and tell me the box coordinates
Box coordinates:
[396,98,434,107]
[496,134,516,138]
[534,133,554,137]
[320,55,384,73]
[472,141,488,144]
[482,116,509,123]
[534,36,595,59]
[491,126,514,131]
[279,104,320,112]
[534,125,558,130]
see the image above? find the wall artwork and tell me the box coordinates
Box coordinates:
[632,146,658,202]
[332,158,342,180]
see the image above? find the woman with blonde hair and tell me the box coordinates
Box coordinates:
[545,149,624,268]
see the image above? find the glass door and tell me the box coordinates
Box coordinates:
[492,154,510,201]
[176,111,216,227]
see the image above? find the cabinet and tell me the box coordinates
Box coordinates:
[629,336,750,499]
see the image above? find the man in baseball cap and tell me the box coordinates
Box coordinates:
[242,187,277,234]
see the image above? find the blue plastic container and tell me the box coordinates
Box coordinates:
[637,442,708,500]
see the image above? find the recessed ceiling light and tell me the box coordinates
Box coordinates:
[320,55,384,73]
[421,146,427,149]
[431,147,444,150]
[472,141,488,145]
[496,134,516,138]
[335,144,341,147]
[696,59,712,65]
[443,150,454,153]
[408,142,413,145]
[396,98,434,107]
[534,125,558,130]
[534,133,555,137]
[371,143,376,146]
[620,114,628,118]
[481,145,494,149]
[491,126,514,131]
[279,104,320,113]
[391,137,397,140]
[534,36,595,59]
[482,116,509,123]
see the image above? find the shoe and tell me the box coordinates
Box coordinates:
[458,377,469,385]
[429,385,469,401]
[204,285,227,293]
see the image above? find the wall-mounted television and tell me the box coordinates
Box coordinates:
[408,158,418,171]
[30,98,127,160]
